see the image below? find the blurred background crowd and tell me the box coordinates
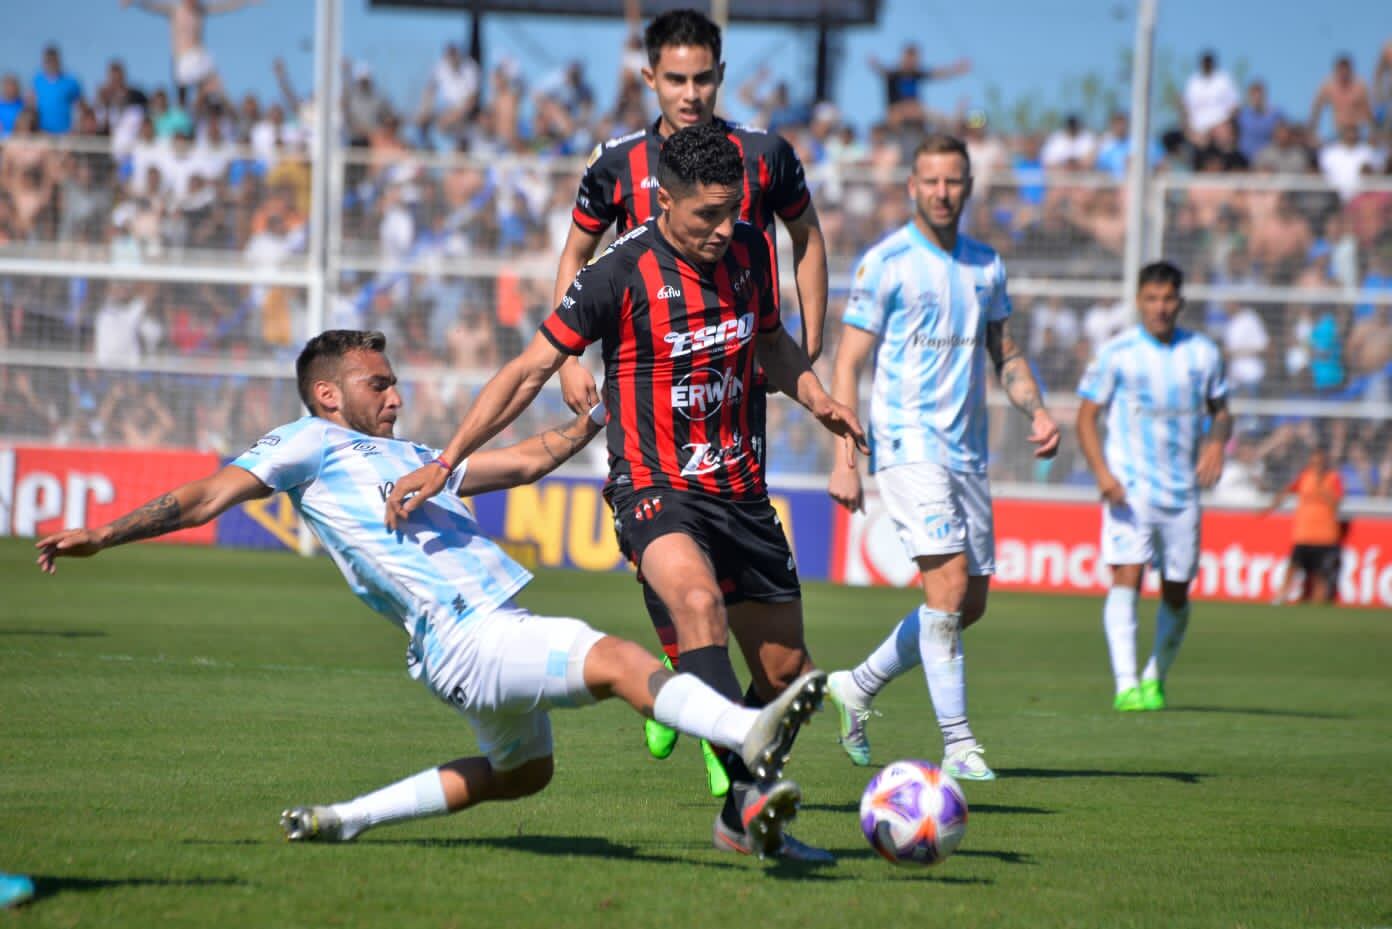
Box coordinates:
[1,1,1390,499]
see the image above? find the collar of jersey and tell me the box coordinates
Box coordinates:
[906,221,961,260]
[1137,323,1186,348]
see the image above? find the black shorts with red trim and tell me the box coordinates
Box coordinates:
[609,487,799,605]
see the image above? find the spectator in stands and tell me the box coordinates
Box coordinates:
[1308,305,1347,393]
[1223,301,1271,394]
[1253,118,1313,173]
[1309,54,1373,139]
[1249,194,1314,281]
[1236,80,1284,163]
[534,60,594,127]
[341,60,391,147]
[1318,123,1382,200]
[1193,120,1249,172]
[1181,50,1239,147]
[1040,114,1097,169]
[32,45,82,135]
[94,281,157,363]
[418,43,480,145]
[1092,110,1160,179]
[0,75,24,137]
[1374,39,1392,130]
[122,0,261,104]
[868,42,970,127]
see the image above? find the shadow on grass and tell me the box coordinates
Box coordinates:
[0,628,106,639]
[802,801,1053,816]
[1168,705,1348,720]
[995,767,1204,784]
[30,875,243,902]
[363,834,745,870]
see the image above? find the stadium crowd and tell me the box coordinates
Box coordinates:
[2,17,1391,497]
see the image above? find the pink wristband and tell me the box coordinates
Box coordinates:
[430,455,452,473]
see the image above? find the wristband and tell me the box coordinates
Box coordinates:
[430,455,453,473]
[588,402,606,426]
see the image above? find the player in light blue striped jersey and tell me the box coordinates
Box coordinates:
[35,330,825,858]
[823,134,1061,781]
[1076,261,1231,712]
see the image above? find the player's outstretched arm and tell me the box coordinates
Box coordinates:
[35,465,271,574]
[385,332,569,529]
[783,204,829,362]
[757,327,868,458]
[986,319,1060,459]
[1076,398,1125,506]
[552,225,606,413]
[1196,398,1232,489]
[457,405,604,497]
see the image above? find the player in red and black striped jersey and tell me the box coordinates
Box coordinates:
[387,125,865,862]
[550,6,830,792]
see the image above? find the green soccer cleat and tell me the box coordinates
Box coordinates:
[1113,686,1145,712]
[0,873,35,909]
[1139,678,1166,711]
[644,655,681,759]
[825,670,875,766]
[701,738,731,798]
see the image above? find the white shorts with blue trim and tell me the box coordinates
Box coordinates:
[419,603,604,771]
[1101,499,1201,583]
[875,462,996,576]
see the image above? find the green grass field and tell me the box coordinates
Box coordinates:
[2,537,1390,928]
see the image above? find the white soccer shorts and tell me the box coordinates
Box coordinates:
[1101,500,1201,582]
[420,604,604,771]
[875,462,996,575]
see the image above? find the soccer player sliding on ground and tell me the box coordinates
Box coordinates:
[35,330,823,859]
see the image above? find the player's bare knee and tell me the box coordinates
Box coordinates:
[672,586,726,643]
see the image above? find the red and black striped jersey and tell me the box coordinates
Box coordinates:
[541,219,781,501]
[571,117,812,241]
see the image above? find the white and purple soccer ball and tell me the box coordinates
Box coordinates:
[859,760,968,866]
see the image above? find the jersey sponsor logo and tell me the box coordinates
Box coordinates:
[680,435,749,477]
[604,128,646,149]
[639,175,659,190]
[352,441,380,456]
[576,194,591,210]
[585,142,603,168]
[665,311,756,358]
[252,434,281,448]
[655,284,682,300]
[671,368,744,418]
[561,295,576,309]
[908,333,978,350]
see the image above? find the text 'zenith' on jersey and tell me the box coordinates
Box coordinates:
[571,117,812,239]
[843,223,1012,476]
[230,416,532,638]
[540,219,781,501]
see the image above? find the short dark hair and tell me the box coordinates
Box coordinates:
[657,123,743,196]
[644,9,722,67]
[1137,260,1184,291]
[296,329,387,412]
[912,133,972,172]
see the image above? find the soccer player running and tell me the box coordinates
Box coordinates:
[35,330,824,858]
[551,8,830,785]
[1076,261,1231,712]
[386,125,865,862]
[824,134,1061,781]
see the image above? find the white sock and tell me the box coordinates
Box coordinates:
[652,672,757,752]
[1103,587,1140,693]
[1142,600,1191,682]
[331,767,449,840]
[849,607,922,699]
[919,606,975,751]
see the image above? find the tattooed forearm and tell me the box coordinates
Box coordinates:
[1001,356,1045,416]
[539,418,593,466]
[103,493,183,547]
[1208,406,1233,444]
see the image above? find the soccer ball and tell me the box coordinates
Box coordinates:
[859,760,968,866]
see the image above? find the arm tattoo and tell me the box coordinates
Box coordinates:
[539,418,591,466]
[1208,404,1233,443]
[104,493,183,546]
[1001,357,1045,416]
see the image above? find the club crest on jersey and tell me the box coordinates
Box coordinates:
[680,434,748,476]
[633,496,664,521]
[671,368,744,419]
[656,284,682,300]
[665,311,755,358]
[730,268,753,296]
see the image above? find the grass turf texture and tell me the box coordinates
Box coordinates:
[2,537,1389,929]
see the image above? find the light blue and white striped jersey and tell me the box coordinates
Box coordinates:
[843,223,1011,474]
[1077,326,1229,509]
[232,417,532,655]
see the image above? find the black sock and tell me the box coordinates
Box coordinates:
[743,681,767,709]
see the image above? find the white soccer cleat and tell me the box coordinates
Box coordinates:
[826,670,876,766]
[942,744,997,782]
[280,805,351,842]
[739,670,827,783]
